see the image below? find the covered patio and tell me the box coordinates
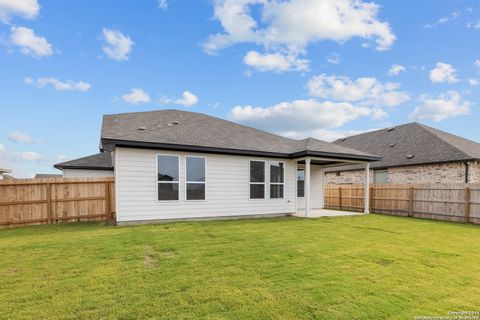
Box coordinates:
[295,156,372,217]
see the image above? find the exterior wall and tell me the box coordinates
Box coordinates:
[326,168,373,185]
[469,161,480,183]
[326,161,480,185]
[63,169,114,178]
[115,147,297,222]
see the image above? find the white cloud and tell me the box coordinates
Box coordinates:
[307,74,410,107]
[10,26,52,58]
[466,20,480,29]
[174,91,199,107]
[19,151,42,161]
[410,91,471,122]
[468,78,479,86]
[0,0,40,23]
[423,9,461,28]
[205,0,395,54]
[0,144,5,152]
[475,60,480,69]
[388,64,406,76]
[229,99,372,138]
[24,77,91,91]
[121,88,150,104]
[429,62,459,83]
[158,0,167,9]
[8,131,31,143]
[370,108,388,120]
[243,50,309,72]
[102,28,134,61]
[204,0,395,73]
[326,52,341,65]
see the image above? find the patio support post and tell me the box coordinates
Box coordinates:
[364,163,370,214]
[305,158,311,217]
[319,169,325,209]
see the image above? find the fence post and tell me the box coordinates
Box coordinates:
[370,186,374,213]
[409,187,414,217]
[464,187,470,223]
[105,181,111,224]
[46,182,52,224]
[338,187,342,210]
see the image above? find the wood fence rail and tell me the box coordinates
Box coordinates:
[0,177,115,228]
[325,183,480,224]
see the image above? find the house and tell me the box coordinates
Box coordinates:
[55,109,380,223]
[0,168,12,180]
[325,122,480,185]
[54,152,114,177]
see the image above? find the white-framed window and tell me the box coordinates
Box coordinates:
[270,161,284,199]
[249,160,265,199]
[374,170,388,184]
[185,156,206,200]
[157,154,180,201]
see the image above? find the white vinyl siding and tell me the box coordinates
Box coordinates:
[115,147,296,222]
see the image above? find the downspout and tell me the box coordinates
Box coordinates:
[465,162,469,184]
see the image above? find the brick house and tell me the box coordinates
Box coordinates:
[324,122,480,185]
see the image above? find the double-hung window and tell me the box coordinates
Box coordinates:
[250,161,265,199]
[186,156,206,200]
[270,161,284,199]
[157,155,179,201]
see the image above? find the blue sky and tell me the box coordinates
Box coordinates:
[0,0,479,177]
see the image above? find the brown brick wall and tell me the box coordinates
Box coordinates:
[325,161,480,185]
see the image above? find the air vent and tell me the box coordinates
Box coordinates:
[390,143,395,147]
[387,127,395,132]
[339,137,347,142]
[137,126,147,131]
[406,154,414,159]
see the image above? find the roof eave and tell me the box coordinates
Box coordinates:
[102,138,382,162]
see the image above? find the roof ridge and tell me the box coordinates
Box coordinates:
[415,123,472,159]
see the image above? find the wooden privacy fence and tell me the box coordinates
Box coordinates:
[0,177,115,228]
[325,184,480,224]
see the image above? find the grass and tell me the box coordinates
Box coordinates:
[1,215,480,319]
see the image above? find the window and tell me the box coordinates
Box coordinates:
[270,161,284,199]
[157,155,179,201]
[297,169,305,197]
[250,161,265,199]
[375,170,388,184]
[186,156,206,200]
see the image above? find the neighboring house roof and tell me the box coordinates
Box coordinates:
[54,152,113,170]
[34,174,63,179]
[100,109,380,161]
[327,122,480,172]
[2,174,15,180]
[0,168,12,174]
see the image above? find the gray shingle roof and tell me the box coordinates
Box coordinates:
[100,109,379,160]
[54,152,113,170]
[328,122,480,171]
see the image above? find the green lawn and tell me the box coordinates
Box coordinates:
[1,215,480,319]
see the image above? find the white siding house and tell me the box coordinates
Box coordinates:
[55,110,379,224]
